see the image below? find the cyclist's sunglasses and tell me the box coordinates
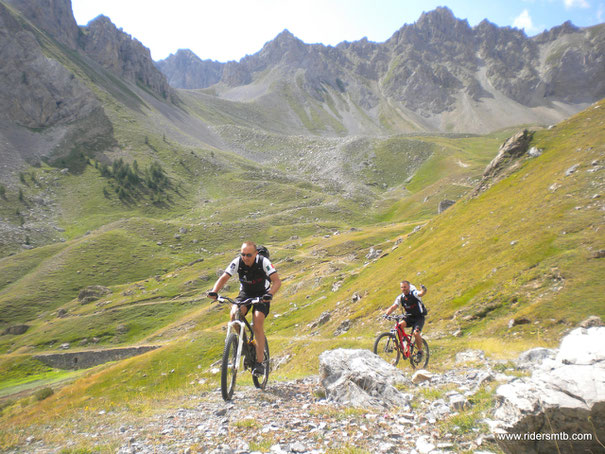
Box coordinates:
[241,252,255,257]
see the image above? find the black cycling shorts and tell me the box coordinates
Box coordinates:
[401,314,425,333]
[236,291,271,317]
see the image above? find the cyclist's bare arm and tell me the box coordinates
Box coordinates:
[385,302,399,316]
[418,284,427,297]
[209,272,231,299]
[267,272,281,297]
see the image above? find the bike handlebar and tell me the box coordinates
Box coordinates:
[384,314,405,321]
[215,295,261,305]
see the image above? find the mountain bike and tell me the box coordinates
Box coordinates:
[373,314,429,369]
[215,295,270,401]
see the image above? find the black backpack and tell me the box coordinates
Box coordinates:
[257,245,270,259]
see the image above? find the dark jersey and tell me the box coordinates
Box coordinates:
[395,286,427,317]
[225,255,276,296]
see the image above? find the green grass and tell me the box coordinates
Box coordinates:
[0,356,67,397]
[438,384,496,437]
[325,446,372,454]
[0,227,191,330]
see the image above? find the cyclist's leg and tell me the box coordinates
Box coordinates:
[398,315,409,328]
[231,292,250,334]
[399,314,412,328]
[412,317,425,352]
[252,302,270,363]
[230,304,248,321]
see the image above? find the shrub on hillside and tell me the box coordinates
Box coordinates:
[34,387,54,401]
[96,158,170,204]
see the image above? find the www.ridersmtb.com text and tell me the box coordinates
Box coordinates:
[495,432,593,442]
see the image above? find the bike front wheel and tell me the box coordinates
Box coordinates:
[373,332,400,366]
[409,338,429,369]
[221,333,239,401]
[252,336,270,390]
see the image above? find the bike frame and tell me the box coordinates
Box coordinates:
[391,319,415,358]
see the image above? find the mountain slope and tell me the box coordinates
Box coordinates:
[158,8,605,134]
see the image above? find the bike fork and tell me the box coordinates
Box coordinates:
[226,320,246,372]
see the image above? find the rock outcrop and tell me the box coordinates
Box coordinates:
[2,324,30,335]
[81,15,176,102]
[490,327,605,453]
[438,199,455,213]
[34,345,159,370]
[5,0,80,49]
[319,348,411,409]
[0,2,99,129]
[78,285,111,304]
[4,0,176,104]
[0,1,115,177]
[473,129,534,195]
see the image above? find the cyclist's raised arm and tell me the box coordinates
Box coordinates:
[417,284,427,297]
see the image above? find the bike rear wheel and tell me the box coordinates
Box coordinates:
[373,332,400,366]
[252,336,270,389]
[221,333,239,401]
[409,338,429,369]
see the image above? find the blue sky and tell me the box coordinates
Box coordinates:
[71,0,604,62]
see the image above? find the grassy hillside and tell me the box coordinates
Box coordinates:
[1,100,603,446]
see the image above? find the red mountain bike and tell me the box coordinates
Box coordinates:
[373,314,429,369]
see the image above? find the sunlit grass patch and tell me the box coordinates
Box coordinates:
[232,418,261,429]
[325,445,372,454]
[310,406,369,420]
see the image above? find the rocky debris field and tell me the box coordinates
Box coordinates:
[20,368,502,454]
[117,373,499,454]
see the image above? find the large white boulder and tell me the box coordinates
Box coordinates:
[491,327,605,453]
[319,349,411,409]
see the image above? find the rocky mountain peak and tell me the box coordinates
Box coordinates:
[416,6,461,29]
[173,48,199,61]
[258,28,306,63]
[155,49,223,89]
[82,14,176,102]
[387,5,474,52]
[274,28,297,42]
[474,18,498,34]
[85,13,111,28]
[413,6,473,42]
[5,0,79,48]
[220,28,309,87]
[534,20,580,43]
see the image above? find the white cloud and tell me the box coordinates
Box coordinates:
[513,9,538,33]
[564,0,590,8]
